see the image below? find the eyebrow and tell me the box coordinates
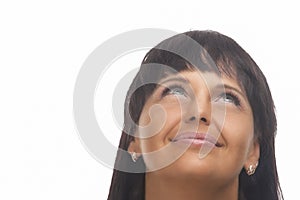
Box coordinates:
[159,76,189,85]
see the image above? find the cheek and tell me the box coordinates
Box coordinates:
[222,112,254,163]
[138,102,184,171]
[138,102,182,153]
[138,103,167,139]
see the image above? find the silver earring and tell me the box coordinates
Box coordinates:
[131,152,138,162]
[246,162,258,176]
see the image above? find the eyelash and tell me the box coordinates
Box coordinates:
[161,84,187,97]
[161,84,241,107]
[219,91,241,106]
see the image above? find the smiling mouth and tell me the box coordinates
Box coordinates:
[170,132,223,147]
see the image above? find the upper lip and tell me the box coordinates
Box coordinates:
[171,132,223,147]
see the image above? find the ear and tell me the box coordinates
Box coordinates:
[243,139,260,171]
[127,137,142,154]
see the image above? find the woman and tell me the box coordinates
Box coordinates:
[107,30,283,200]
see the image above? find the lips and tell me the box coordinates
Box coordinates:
[171,132,223,147]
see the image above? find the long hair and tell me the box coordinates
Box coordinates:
[107,30,283,200]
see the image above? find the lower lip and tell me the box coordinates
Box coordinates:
[173,138,215,148]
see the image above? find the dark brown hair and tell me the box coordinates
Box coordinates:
[107,30,283,200]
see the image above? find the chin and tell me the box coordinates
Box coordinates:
[157,153,217,179]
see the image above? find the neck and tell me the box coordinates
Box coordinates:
[145,172,238,200]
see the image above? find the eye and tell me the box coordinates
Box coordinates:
[217,92,241,106]
[161,84,187,97]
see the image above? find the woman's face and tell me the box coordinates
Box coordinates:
[129,69,259,184]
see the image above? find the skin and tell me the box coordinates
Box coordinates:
[128,69,260,200]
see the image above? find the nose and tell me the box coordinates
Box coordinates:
[184,95,211,126]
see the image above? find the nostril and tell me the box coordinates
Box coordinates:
[187,116,208,123]
[189,116,196,121]
[200,117,207,123]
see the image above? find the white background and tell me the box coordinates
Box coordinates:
[0,0,299,199]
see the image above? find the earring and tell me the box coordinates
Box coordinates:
[246,162,258,176]
[130,152,138,162]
